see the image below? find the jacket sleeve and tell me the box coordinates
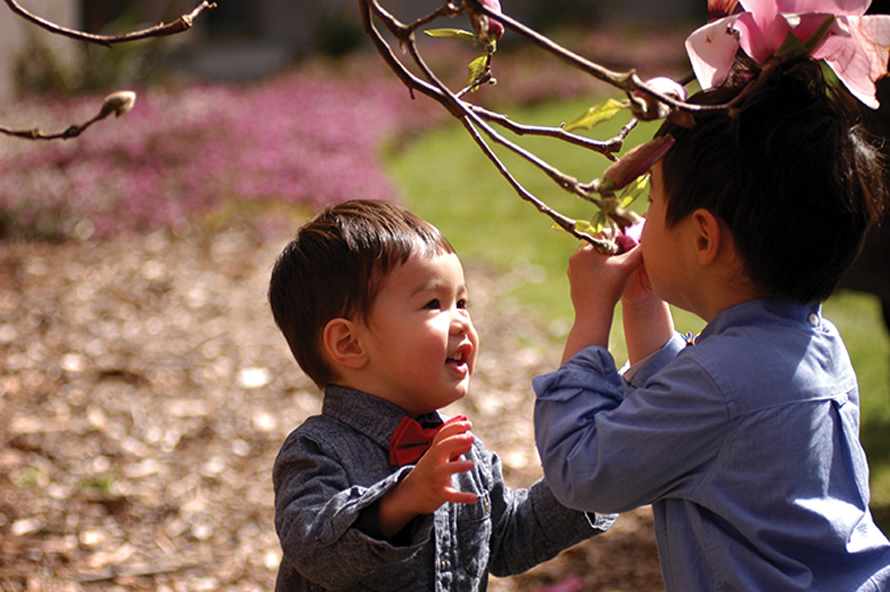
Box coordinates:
[533,333,728,514]
[475,440,615,577]
[272,430,432,589]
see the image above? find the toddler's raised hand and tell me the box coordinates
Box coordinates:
[414,420,478,509]
[378,419,477,537]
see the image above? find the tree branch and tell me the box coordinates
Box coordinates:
[1,2,214,142]
[3,0,217,48]
[0,91,136,140]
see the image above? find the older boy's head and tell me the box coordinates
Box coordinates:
[268,200,455,388]
[657,58,886,303]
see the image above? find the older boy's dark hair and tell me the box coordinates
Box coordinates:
[658,58,886,303]
[268,199,455,388]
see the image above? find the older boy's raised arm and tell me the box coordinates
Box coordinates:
[560,244,645,364]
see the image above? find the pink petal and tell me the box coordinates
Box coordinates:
[816,14,890,107]
[780,11,847,42]
[686,16,743,89]
[772,0,869,16]
[734,11,785,62]
[740,0,779,29]
[617,221,645,252]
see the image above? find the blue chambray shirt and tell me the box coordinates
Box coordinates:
[273,386,613,592]
[534,298,890,591]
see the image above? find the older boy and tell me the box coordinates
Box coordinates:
[268,199,612,592]
[534,58,890,591]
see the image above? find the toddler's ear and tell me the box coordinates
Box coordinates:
[323,318,368,370]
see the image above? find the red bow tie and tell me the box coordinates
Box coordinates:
[389,415,467,467]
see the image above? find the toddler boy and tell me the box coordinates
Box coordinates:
[268,199,613,591]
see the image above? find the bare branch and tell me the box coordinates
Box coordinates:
[1,2,213,142]
[360,0,713,251]
[0,91,136,140]
[3,0,217,47]
[460,117,615,252]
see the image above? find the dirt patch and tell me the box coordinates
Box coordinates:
[0,230,662,591]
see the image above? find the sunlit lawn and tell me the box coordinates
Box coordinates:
[386,97,890,534]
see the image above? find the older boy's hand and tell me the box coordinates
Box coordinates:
[378,419,477,538]
[621,262,675,365]
[561,243,644,364]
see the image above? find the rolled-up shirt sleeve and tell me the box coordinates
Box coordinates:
[533,332,727,514]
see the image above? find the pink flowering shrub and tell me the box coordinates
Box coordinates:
[0,59,440,240]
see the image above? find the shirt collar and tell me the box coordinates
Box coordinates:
[321,385,443,450]
[698,298,822,344]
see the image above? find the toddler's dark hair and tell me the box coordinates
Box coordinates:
[268,199,454,388]
[658,58,886,303]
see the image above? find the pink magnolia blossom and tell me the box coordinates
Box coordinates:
[686,0,890,107]
[617,221,645,253]
[469,0,504,42]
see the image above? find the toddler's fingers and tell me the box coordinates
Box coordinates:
[435,420,473,441]
[436,458,474,477]
[443,488,478,505]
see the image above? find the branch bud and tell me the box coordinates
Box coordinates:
[616,221,644,253]
[632,77,687,121]
[99,91,137,119]
[602,134,675,191]
[468,0,504,45]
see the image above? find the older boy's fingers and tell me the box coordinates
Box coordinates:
[618,243,644,265]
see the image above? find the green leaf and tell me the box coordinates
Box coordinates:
[424,28,476,41]
[803,16,835,54]
[467,55,489,87]
[775,31,809,59]
[577,211,607,236]
[618,173,650,209]
[563,98,628,132]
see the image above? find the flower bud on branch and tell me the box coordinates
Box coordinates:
[0,91,137,141]
[631,77,688,121]
[601,135,675,192]
[98,91,137,119]
[467,0,504,46]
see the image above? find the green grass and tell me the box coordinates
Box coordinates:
[386,97,670,334]
[386,97,890,534]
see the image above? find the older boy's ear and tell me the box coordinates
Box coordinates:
[323,318,368,370]
[692,208,722,267]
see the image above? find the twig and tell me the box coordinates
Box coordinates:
[468,105,626,154]
[460,117,615,251]
[359,0,697,250]
[463,0,722,115]
[3,0,216,48]
[0,91,136,140]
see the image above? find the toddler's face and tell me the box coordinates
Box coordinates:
[356,248,479,416]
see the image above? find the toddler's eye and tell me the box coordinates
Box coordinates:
[457,298,469,309]
[424,299,441,310]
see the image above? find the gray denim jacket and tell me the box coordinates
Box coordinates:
[273,386,614,591]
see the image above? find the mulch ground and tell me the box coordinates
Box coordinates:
[0,229,664,591]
